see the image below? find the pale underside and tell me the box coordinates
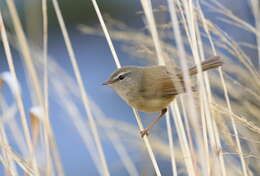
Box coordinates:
[128,95,175,112]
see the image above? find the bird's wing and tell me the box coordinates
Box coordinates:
[139,66,184,99]
[155,76,185,97]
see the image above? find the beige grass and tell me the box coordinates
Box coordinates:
[0,0,259,175]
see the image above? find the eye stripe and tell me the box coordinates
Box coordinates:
[112,71,130,80]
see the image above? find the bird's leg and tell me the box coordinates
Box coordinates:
[140,108,167,138]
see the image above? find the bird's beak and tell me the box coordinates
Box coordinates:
[102,80,113,85]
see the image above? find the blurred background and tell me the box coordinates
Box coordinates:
[0,0,259,175]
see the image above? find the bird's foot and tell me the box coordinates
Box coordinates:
[140,129,149,138]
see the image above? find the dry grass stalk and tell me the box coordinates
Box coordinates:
[51,0,111,175]
[0,0,259,175]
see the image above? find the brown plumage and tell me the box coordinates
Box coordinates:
[103,56,223,137]
[133,56,222,112]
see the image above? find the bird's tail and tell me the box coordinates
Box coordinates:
[188,56,223,76]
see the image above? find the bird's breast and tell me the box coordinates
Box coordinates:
[128,96,175,113]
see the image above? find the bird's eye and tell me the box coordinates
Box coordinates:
[118,75,125,80]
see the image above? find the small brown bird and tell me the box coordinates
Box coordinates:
[103,56,223,137]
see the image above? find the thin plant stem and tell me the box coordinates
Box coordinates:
[167,0,197,175]
[41,0,53,175]
[197,2,249,175]
[132,109,162,176]
[0,122,18,176]
[0,10,40,176]
[171,102,196,176]
[249,0,260,69]
[196,2,229,175]
[218,68,249,176]
[139,1,182,176]
[90,0,121,68]
[140,0,164,65]
[51,0,110,175]
[166,112,178,176]
[89,0,162,175]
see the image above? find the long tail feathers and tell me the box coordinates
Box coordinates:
[188,56,223,76]
[172,56,222,95]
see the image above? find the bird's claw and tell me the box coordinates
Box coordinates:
[140,129,149,138]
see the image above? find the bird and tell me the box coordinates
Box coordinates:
[103,56,223,137]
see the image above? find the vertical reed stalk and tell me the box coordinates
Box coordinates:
[51,0,110,175]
